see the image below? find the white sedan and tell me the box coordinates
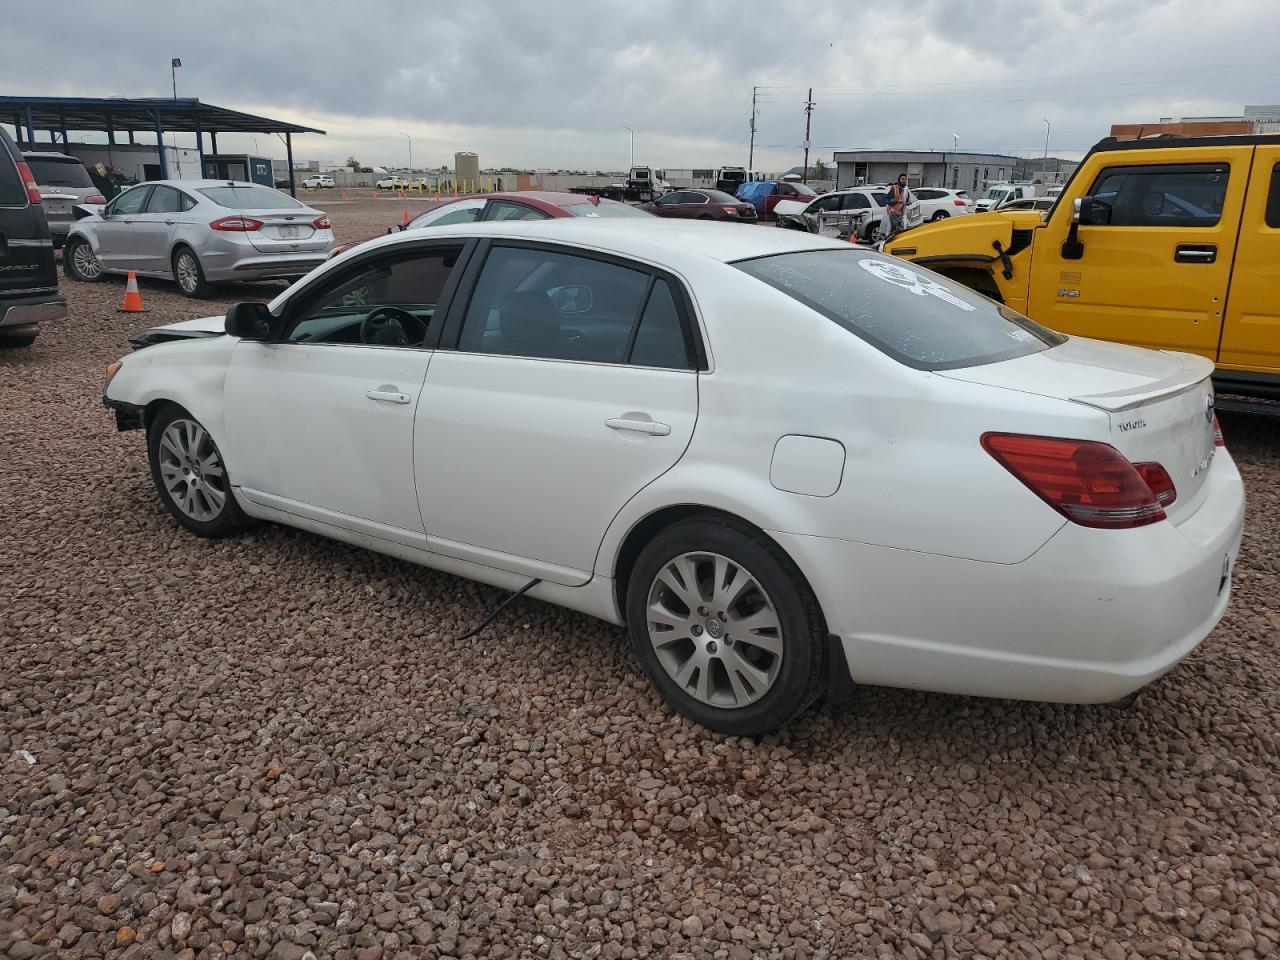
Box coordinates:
[102,220,1244,735]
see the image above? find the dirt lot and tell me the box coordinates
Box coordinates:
[2,196,1278,960]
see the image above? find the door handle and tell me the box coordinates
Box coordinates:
[606,417,671,436]
[164,219,176,225]
[365,389,412,404]
[1175,244,1217,263]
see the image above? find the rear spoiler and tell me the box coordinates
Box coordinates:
[1069,352,1214,412]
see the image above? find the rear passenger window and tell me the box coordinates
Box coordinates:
[1087,163,1228,227]
[1266,163,1280,229]
[630,281,690,369]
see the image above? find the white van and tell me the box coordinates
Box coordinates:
[974,183,1037,212]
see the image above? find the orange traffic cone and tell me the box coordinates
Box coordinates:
[402,209,410,226]
[119,271,145,313]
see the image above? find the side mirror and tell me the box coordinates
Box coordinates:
[225,301,281,340]
[1062,197,1087,260]
[550,285,594,315]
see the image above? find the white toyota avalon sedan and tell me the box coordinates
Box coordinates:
[102,219,1244,735]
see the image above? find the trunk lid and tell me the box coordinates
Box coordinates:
[242,209,328,253]
[941,337,1219,522]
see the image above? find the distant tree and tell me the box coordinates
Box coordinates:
[809,160,830,180]
[345,156,361,171]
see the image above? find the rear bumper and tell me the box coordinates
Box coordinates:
[778,451,1246,704]
[0,292,67,333]
[204,254,327,282]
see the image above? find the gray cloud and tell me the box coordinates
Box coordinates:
[2,0,1274,170]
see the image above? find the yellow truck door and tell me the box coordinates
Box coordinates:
[1028,145,1253,360]
[1217,147,1280,373]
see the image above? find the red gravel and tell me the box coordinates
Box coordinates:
[1,196,1278,959]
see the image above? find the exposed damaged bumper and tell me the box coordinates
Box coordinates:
[103,396,144,432]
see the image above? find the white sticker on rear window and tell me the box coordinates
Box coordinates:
[857,259,977,312]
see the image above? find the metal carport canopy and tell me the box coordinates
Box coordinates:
[0,96,325,196]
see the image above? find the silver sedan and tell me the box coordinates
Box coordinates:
[64,180,334,298]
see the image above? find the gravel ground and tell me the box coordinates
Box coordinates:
[2,197,1279,960]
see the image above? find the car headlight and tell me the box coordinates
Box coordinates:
[105,360,123,389]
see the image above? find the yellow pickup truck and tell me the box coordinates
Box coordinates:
[884,135,1280,401]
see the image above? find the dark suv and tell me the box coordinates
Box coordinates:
[0,127,65,347]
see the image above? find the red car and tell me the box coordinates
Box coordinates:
[329,191,650,257]
[637,189,758,222]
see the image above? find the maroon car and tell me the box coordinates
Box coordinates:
[329,191,650,257]
[638,189,758,222]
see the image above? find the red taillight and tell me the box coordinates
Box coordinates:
[1212,414,1224,447]
[85,194,108,205]
[15,162,41,205]
[953,198,967,206]
[722,206,738,215]
[312,215,331,229]
[1133,462,1177,507]
[981,433,1168,529]
[209,216,263,232]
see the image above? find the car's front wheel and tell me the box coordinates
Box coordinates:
[864,222,883,243]
[172,247,213,299]
[147,405,252,538]
[626,517,828,735]
[64,237,104,283]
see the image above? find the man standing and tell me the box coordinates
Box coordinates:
[886,173,912,238]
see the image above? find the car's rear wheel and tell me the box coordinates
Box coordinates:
[931,210,950,221]
[147,405,251,538]
[626,518,827,735]
[64,238,103,283]
[173,247,213,299]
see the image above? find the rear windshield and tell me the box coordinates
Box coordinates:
[564,202,650,218]
[735,249,1064,371]
[26,157,93,188]
[197,185,302,210]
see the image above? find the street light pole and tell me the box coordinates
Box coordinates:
[622,126,634,169]
[1043,119,1051,161]
[171,57,182,99]
[402,133,413,173]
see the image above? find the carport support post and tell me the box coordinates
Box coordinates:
[195,119,204,177]
[24,106,35,149]
[153,111,168,179]
[210,131,218,155]
[286,132,296,197]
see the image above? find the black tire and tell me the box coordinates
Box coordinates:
[863,222,882,243]
[930,210,950,221]
[172,246,214,299]
[63,237,104,283]
[626,517,828,736]
[0,331,38,348]
[147,405,252,538]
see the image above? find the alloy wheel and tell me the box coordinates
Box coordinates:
[645,551,784,709]
[175,253,199,294]
[156,418,228,522]
[72,242,102,280]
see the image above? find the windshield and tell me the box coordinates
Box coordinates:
[734,249,1064,371]
[197,185,303,210]
[564,202,650,218]
[26,157,93,188]
[982,187,1008,200]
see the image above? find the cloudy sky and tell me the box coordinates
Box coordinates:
[1,0,1276,172]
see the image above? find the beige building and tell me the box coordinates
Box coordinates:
[454,151,479,187]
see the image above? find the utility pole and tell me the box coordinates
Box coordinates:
[802,88,814,183]
[748,86,758,173]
